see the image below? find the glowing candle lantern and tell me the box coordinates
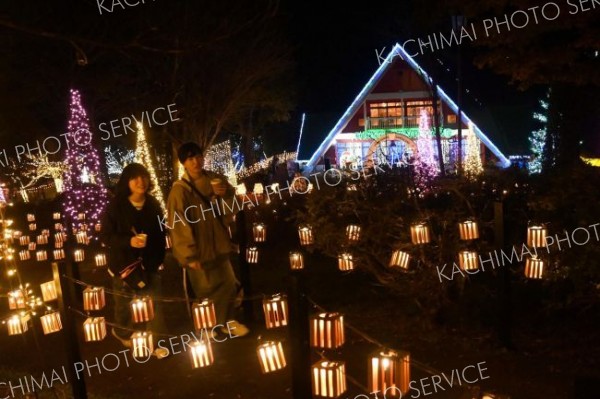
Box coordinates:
[40,281,58,302]
[53,212,61,220]
[7,315,28,335]
[76,231,88,245]
[192,299,217,330]
[83,317,107,342]
[74,249,85,262]
[310,312,345,349]
[410,223,430,245]
[78,213,85,221]
[338,253,354,271]
[54,223,63,231]
[369,350,410,397]
[527,225,547,248]
[312,361,347,398]
[27,214,35,222]
[389,250,410,269]
[36,250,47,262]
[83,287,106,311]
[289,251,304,270]
[8,289,26,310]
[263,294,288,329]
[165,235,172,249]
[36,235,48,245]
[12,230,22,239]
[253,183,264,195]
[53,249,65,260]
[54,232,66,242]
[257,341,287,373]
[94,253,107,267]
[458,220,479,240]
[19,250,30,261]
[307,183,314,193]
[235,183,247,196]
[346,224,361,242]
[458,251,478,272]
[524,256,544,279]
[29,223,36,231]
[19,236,30,246]
[131,331,154,359]
[41,229,50,236]
[252,223,267,242]
[130,297,154,323]
[246,247,259,264]
[298,225,314,246]
[190,336,214,368]
[94,223,102,232]
[28,242,36,251]
[40,312,62,335]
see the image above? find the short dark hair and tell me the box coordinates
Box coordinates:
[177,142,204,164]
[115,163,153,198]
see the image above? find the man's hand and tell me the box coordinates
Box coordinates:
[188,261,203,270]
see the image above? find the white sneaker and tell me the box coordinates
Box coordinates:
[221,320,250,338]
[152,347,169,359]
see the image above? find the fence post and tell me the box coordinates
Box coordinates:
[288,271,312,399]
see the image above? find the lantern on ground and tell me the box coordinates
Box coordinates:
[246,247,259,264]
[36,235,48,245]
[8,289,26,310]
[19,236,30,246]
[312,361,347,398]
[53,249,65,260]
[130,297,154,323]
[41,229,50,236]
[253,183,264,195]
[298,225,314,246]
[54,223,63,231]
[257,341,287,373]
[131,331,154,359]
[527,225,547,248]
[40,312,62,335]
[524,256,544,279]
[95,223,102,232]
[289,251,304,270]
[95,253,107,267]
[369,350,410,397]
[29,223,36,231]
[310,312,345,349]
[410,223,430,245]
[78,213,85,221]
[263,294,288,329]
[76,231,88,245]
[19,250,30,261]
[28,242,36,251]
[190,336,214,368]
[27,213,35,222]
[192,299,217,330]
[338,253,354,271]
[458,251,478,272]
[12,230,22,239]
[458,220,479,240]
[346,224,361,242]
[53,212,61,220]
[83,317,107,342]
[7,314,28,335]
[253,223,267,242]
[36,250,47,262]
[54,232,65,242]
[83,287,106,311]
[389,250,410,269]
[165,235,172,249]
[74,249,85,262]
[235,183,247,196]
[40,281,58,302]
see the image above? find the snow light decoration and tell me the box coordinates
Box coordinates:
[289,251,304,270]
[40,312,62,335]
[389,250,410,269]
[262,294,288,329]
[524,256,544,279]
[252,223,267,242]
[62,89,108,236]
[410,223,431,245]
[190,336,214,368]
[369,350,410,396]
[257,341,287,373]
[310,312,345,349]
[458,250,478,272]
[346,224,361,242]
[458,220,479,240]
[83,287,106,311]
[134,122,166,211]
[338,252,354,271]
[131,332,154,359]
[130,296,154,323]
[84,317,107,342]
[312,361,347,398]
[192,299,217,330]
[298,225,314,246]
[7,315,29,336]
[527,225,547,248]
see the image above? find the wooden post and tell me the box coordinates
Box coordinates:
[288,271,312,399]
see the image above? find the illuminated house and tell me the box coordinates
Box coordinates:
[299,43,510,172]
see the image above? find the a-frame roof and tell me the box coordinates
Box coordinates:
[305,43,511,170]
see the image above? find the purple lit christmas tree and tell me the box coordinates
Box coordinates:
[414,109,439,183]
[62,89,108,235]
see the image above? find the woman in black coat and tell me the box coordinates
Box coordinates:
[100,163,168,358]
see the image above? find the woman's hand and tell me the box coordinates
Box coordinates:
[130,236,145,248]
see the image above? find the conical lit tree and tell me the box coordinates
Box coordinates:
[62,89,108,235]
[414,109,439,183]
[529,91,550,174]
[463,123,483,180]
[133,122,166,211]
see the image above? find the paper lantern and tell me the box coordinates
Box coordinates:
[83,287,106,311]
[95,253,107,267]
[76,231,88,245]
[78,213,86,221]
[298,225,314,246]
[253,183,264,195]
[257,341,286,373]
[389,250,410,269]
[74,249,85,262]
[410,223,430,244]
[458,251,478,272]
[312,361,347,398]
[346,224,361,242]
[28,223,36,231]
[131,331,154,359]
[19,236,30,246]
[94,223,102,232]
[524,256,544,279]
[54,223,63,231]
[40,312,62,335]
[7,315,28,336]
[53,212,61,220]
[8,289,26,310]
[369,350,410,396]
[263,294,288,329]
[310,312,345,349]
[36,235,48,245]
[289,251,304,270]
[338,253,354,271]
[253,223,267,242]
[36,250,47,262]
[246,246,259,264]
[19,250,30,261]
[458,220,479,240]
[527,225,547,248]
[54,232,66,242]
[40,281,58,302]
[53,249,65,260]
[83,317,107,342]
[190,336,214,368]
[28,242,36,251]
[165,235,172,249]
[41,229,50,236]
[130,297,154,323]
[235,183,247,196]
[12,230,22,239]
[192,299,217,330]
[27,213,35,222]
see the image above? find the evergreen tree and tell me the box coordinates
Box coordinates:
[133,122,166,211]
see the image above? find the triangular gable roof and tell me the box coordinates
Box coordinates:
[306,43,511,170]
